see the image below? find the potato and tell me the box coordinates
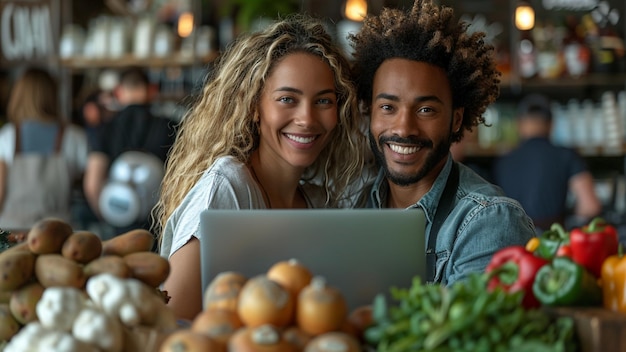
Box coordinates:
[0,250,36,291]
[35,254,86,288]
[3,241,30,254]
[0,290,11,304]
[0,304,20,342]
[123,252,170,287]
[9,281,44,324]
[102,229,155,256]
[84,255,131,279]
[61,231,103,264]
[27,217,73,254]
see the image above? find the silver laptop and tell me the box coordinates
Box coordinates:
[199,208,426,310]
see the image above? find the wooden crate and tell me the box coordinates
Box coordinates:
[545,307,626,352]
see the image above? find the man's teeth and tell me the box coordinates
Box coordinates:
[286,134,316,143]
[389,144,420,154]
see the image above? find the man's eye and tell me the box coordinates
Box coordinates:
[380,104,393,111]
[418,107,434,113]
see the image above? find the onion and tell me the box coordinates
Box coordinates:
[203,271,247,313]
[191,308,243,347]
[346,305,373,341]
[283,326,313,350]
[303,332,361,352]
[237,275,294,328]
[297,276,347,336]
[267,258,313,299]
[228,325,297,352]
[158,330,224,352]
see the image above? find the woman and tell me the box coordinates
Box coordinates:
[0,67,89,230]
[153,14,367,320]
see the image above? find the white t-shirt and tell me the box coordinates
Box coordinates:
[0,123,89,180]
[159,155,328,258]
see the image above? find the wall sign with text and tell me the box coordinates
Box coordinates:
[0,1,57,63]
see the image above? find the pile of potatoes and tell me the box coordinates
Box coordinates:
[0,217,171,345]
[160,259,374,352]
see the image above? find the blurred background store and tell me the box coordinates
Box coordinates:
[0,0,625,234]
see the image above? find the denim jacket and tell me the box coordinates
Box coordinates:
[366,155,535,285]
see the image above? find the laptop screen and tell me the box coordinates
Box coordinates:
[199,208,426,309]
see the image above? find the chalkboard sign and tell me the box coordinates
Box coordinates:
[0,0,59,64]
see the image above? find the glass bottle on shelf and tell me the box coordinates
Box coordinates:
[517,30,537,79]
[562,15,591,78]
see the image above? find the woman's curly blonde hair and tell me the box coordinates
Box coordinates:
[153,14,366,237]
[349,0,500,142]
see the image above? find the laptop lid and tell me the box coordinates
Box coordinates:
[199,208,426,310]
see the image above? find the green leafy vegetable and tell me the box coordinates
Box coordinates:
[365,273,576,352]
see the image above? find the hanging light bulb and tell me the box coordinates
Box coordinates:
[515,2,535,31]
[344,0,367,22]
[178,12,194,38]
[337,0,368,55]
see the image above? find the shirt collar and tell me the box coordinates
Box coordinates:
[368,155,455,224]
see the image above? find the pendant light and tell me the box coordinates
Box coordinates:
[515,1,535,31]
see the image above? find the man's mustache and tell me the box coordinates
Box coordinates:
[378,135,433,149]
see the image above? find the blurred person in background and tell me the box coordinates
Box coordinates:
[493,93,602,232]
[0,67,89,232]
[83,66,176,236]
[71,89,115,232]
[78,89,115,149]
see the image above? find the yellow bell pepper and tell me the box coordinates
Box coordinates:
[601,253,626,312]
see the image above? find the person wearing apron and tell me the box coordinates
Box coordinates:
[0,67,88,231]
[351,0,536,285]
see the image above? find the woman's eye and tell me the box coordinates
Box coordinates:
[380,104,393,112]
[317,97,334,105]
[278,96,295,103]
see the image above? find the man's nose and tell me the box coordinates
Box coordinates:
[390,108,419,136]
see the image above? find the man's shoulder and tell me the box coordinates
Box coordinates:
[456,164,526,208]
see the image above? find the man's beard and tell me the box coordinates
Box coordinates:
[369,130,451,186]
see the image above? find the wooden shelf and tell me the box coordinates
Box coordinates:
[464,143,626,158]
[500,73,626,90]
[59,52,219,70]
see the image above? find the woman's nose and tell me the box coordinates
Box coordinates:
[294,104,316,127]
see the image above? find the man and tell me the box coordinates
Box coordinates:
[350,0,536,285]
[493,93,601,232]
[83,67,176,235]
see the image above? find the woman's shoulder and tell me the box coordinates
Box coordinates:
[207,155,249,178]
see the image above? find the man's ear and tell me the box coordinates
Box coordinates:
[453,107,464,132]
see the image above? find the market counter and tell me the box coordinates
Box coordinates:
[546,307,626,352]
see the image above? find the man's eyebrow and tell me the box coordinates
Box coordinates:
[414,95,444,104]
[374,93,399,101]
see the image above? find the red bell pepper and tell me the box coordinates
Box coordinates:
[570,217,619,278]
[485,245,549,309]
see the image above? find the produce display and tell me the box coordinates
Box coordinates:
[160,258,368,352]
[2,216,625,351]
[0,217,174,351]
